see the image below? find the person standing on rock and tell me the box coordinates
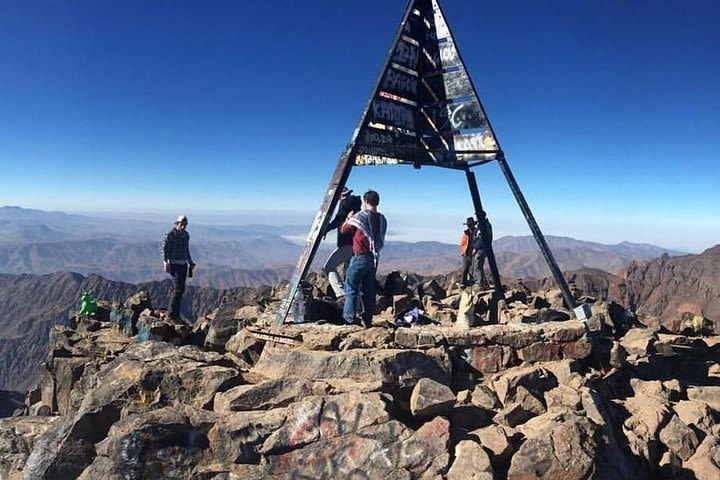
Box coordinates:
[340,190,387,327]
[322,187,362,299]
[459,217,477,286]
[472,212,493,289]
[162,214,195,321]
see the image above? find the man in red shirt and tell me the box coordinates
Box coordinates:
[340,190,388,327]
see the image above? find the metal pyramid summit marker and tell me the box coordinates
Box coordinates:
[273,0,575,327]
[353,0,500,169]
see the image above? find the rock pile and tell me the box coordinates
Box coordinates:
[0,272,718,479]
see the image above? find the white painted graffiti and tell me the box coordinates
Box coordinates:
[449,102,486,130]
[382,69,418,96]
[371,99,415,130]
[454,131,497,151]
[362,130,395,145]
[439,41,459,68]
[392,41,419,69]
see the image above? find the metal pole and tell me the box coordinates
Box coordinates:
[464,168,504,300]
[272,147,355,327]
[496,154,575,309]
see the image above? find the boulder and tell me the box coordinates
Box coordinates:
[124,291,152,322]
[261,392,392,455]
[629,378,675,402]
[214,378,329,413]
[50,357,88,415]
[421,280,446,301]
[456,344,513,375]
[688,386,720,409]
[392,295,412,317]
[609,340,627,368]
[380,271,409,296]
[77,406,217,479]
[0,416,56,480]
[447,439,494,480]
[674,400,719,432]
[621,393,672,464]
[208,408,287,465]
[204,314,239,352]
[544,384,582,412]
[513,385,546,416]
[136,314,191,345]
[261,406,449,479]
[224,330,264,366]
[457,290,477,329]
[684,433,720,480]
[659,414,700,461]
[441,294,461,309]
[620,328,658,358]
[251,346,451,391]
[508,412,597,479]
[409,378,455,419]
[473,424,517,467]
[470,384,501,410]
[492,365,558,406]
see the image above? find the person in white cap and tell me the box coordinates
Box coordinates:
[162,214,195,321]
[321,187,361,299]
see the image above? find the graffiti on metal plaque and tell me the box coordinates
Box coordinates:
[381,68,419,98]
[348,0,500,168]
[370,98,416,131]
[275,0,505,324]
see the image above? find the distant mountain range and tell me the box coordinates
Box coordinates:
[0,206,685,286]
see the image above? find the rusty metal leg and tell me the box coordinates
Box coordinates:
[496,155,575,309]
[273,148,356,326]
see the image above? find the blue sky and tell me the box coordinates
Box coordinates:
[0,0,718,251]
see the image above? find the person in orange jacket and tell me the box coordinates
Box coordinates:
[459,217,477,286]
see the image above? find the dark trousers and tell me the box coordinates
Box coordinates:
[461,254,472,285]
[472,249,488,288]
[168,263,188,319]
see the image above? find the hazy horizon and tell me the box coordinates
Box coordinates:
[1,204,709,254]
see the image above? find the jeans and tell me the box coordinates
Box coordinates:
[168,263,188,319]
[343,254,376,325]
[322,245,353,297]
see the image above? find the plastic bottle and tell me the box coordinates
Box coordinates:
[292,288,305,324]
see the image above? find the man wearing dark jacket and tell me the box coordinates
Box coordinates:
[163,214,195,321]
[322,187,362,298]
[472,213,493,289]
[459,217,477,286]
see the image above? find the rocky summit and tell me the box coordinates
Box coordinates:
[1,272,719,480]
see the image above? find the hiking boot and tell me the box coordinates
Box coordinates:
[363,317,373,328]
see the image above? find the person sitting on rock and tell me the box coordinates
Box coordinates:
[340,190,387,328]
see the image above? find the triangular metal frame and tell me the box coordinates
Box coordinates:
[273,0,575,326]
